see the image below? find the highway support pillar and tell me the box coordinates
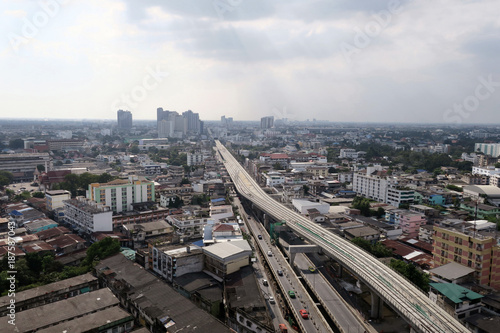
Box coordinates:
[338,265,343,278]
[370,292,383,319]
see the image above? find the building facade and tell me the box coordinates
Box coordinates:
[432,226,500,290]
[87,178,155,213]
[117,109,132,129]
[63,197,113,234]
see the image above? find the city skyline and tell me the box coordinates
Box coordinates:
[2,1,499,124]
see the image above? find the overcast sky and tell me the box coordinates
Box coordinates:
[1,0,499,124]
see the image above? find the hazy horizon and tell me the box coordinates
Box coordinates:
[2,1,499,124]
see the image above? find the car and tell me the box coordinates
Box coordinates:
[299,309,309,319]
[12,185,16,187]
[269,296,275,304]
[267,251,273,256]
[258,235,262,240]
[277,269,283,276]
[308,266,316,273]
[262,279,268,286]
[288,290,295,298]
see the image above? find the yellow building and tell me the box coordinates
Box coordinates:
[433,226,500,290]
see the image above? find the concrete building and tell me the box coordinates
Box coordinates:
[432,225,500,290]
[292,199,330,215]
[117,109,133,129]
[260,116,274,129]
[352,165,394,203]
[187,152,206,166]
[472,166,500,177]
[122,220,174,248]
[87,177,155,213]
[151,244,204,282]
[64,197,113,234]
[0,153,50,182]
[45,190,71,211]
[386,187,415,207]
[263,171,285,187]
[203,240,252,279]
[167,215,213,240]
[475,143,500,157]
[429,283,482,321]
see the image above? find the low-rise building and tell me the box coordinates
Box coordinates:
[429,283,482,321]
[63,196,113,234]
[45,190,71,211]
[203,240,252,280]
[122,220,174,248]
[151,244,204,282]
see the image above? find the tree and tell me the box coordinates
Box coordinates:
[82,237,121,267]
[36,164,45,172]
[389,259,430,292]
[328,167,337,173]
[0,170,13,187]
[32,192,45,198]
[180,178,191,185]
[303,185,310,195]
[130,144,140,154]
[14,191,31,202]
[9,138,24,149]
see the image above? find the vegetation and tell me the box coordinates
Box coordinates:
[0,170,13,187]
[351,238,393,258]
[52,172,115,196]
[0,238,121,295]
[352,196,385,218]
[389,259,430,292]
[446,184,463,192]
[191,194,210,206]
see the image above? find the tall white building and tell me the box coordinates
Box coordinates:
[352,166,390,202]
[63,197,113,234]
[87,177,155,213]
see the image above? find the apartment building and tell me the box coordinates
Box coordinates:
[433,225,500,290]
[87,177,155,213]
[385,208,427,238]
[151,244,204,282]
[45,190,71,211]
[263,171,285,187]
[386,187,415,207]
[63,197,113,234]
[352,166,395,202]
[474,143,500,157]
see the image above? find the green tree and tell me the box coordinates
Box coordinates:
[180,178,191,185]
[36,164,45,172]
[389,259,430,292]
[82,238,121,267]
[0,170,13,187]
[130,144,140,154]
[14,191,31,202]
[32,192,45,198]
[9,138,24,149]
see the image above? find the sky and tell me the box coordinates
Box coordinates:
[1,0,499,124]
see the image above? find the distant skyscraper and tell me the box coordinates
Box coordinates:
[117,110,132,129]
[260,116,274,129]
[182,110,201,133]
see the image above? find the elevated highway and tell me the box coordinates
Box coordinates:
[216,141,468,333]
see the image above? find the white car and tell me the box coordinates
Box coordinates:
[269,296,275,304]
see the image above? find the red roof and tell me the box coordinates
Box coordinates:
[270,154,288,159]
[213,224,234,232]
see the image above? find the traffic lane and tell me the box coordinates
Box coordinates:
[295,253,366,331]
[251,231,320,331]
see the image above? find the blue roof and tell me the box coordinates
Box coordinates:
[10,210,23,216]
[211,198,225,203]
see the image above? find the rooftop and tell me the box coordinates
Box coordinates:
[429,262,476,281]
[14,288,119,332]
[430,283,483,303]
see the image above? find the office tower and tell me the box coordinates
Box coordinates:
[260,116,274,129]
[117,110,132,129]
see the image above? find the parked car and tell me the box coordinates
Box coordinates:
[299,309,309,319]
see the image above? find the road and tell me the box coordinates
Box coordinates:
[216,140,468,333]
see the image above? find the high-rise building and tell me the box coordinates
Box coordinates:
[182,110,201,133]
[475,143,500,157]
[157,107,188,138]
[117,110,132,129]
[260,116,274,129]
[433,225,500,290]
